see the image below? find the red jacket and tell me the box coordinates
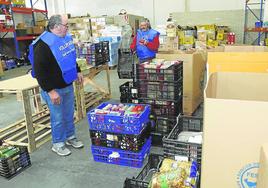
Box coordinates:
[130,34,160,51]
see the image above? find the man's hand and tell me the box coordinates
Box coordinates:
[143,40,148,46]
[48,90,61,105]
[77,72,84,84]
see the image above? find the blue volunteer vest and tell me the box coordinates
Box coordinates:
[136,29,159,61]
[29,31,77,84]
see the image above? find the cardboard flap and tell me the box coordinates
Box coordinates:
[205,72,268,102]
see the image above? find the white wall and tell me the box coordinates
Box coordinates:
[47,0,249,26]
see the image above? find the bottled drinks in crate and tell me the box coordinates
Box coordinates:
[0,145,31,179]
[87,102,152,168]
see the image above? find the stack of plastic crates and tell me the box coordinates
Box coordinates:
[118,49,135,79]
[136,61,183,146]
[119,81,138,104]
[0,145,31,179]
[87,102,152,168]
[75,41,110,67]
[163,115,203,167]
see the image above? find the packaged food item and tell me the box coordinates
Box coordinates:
[149,158,198,188]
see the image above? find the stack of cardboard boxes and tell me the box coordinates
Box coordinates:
[16,20,45,36]
[196,24,230,49]
[12,0,25,7]
[158,23,179,52]
[90,16,114,38]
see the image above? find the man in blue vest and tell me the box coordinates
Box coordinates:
[130,19,160,63]
[29,15,84,156]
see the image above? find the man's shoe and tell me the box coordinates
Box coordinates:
[66,138,84,149]
[52,145,71,156]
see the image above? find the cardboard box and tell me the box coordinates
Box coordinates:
[183,36,194,45]
[16,23,25,29]
[257,144,268,188]
[26,27,33,35]
[33,26,44,34]
[156,51,206,115]
[207,51,268,75]
[207,39,218,47]
[201,72,268,188]
[36,20,47,27]
[197,31,207,42]
[158,36,179,51]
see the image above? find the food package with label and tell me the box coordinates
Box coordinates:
[149,158,199,188]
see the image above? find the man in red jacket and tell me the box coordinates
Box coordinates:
[130,19,160,63]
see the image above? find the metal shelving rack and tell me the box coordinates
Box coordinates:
[0,0,48,58]
[243,0,268,45]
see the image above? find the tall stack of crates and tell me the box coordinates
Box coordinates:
[87,102,151,168]
[97,37,121,67]
[136,61,183,145]
[75,41,110,67]
[119,81,138,103]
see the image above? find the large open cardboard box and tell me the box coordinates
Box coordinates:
[201,72,268,188]
[156,51,206,115]
[207,45,268,75]
[257,144,268,188]
[209,45,268,52]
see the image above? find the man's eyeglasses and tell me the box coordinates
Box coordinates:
[59,23,69,28]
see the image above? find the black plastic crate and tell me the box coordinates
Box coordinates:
[136,62,183,82]
[138,98,182,117]
[90,123,151,152]
[124,153,164,188]
[124,153,200,188]
[163,115,203,166]
[0,146,31,179]
[118,51,135,79]
[137,80,183,101]
[150,116,177,146]
[119,81,138,103]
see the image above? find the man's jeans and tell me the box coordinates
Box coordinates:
[41,85,76,147]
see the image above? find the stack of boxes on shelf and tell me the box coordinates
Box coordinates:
[87,102,151,168]
[179,27,196,50]
[75,41,110,67]
[158,23,179,52]
[136,59,183,145]
[11,0,25,7]
[90,16,115,38]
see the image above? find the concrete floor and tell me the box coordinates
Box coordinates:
[0,66,162,188]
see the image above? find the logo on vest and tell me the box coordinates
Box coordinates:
[59,40,73,51]
[237,163,259,188]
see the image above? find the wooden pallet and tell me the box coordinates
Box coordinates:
[74,64,111,119]
[0,109,51,153]
[84,92,110,110]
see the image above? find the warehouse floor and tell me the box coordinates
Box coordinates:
[0,66,163,188]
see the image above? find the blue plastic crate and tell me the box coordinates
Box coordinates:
[5,59,17,70]
[88,103,150,134]
[91,137,151,168]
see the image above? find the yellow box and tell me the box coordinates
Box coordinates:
[216,33,224,40]
[183,36,194,45]
[207,52,268,75]
[207,40,218,47]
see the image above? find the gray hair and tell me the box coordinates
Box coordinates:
[140,18,151,29]
[48,15,62,30]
